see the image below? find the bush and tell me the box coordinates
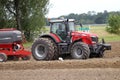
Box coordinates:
[106,13,120,35]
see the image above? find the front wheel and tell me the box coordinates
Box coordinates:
[71,42,90,59]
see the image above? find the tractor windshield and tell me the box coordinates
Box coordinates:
[51,23,66,34]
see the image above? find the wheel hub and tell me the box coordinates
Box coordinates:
[75,47,82,56]
[35,44,46,58]
[0,57,3,62]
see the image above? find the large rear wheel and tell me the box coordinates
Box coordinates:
[71,42,90,59]
[32,38,55,60]
[48,39,59,60]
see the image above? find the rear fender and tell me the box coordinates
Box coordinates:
[40,33,61,43]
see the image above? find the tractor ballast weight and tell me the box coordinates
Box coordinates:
[31,18,111,60]
[0,28,31,62]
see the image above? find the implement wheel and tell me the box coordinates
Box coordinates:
[22,56,31,60]
[0,53,7,62]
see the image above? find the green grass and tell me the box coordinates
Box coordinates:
[90,26,120,42]
[23,42,32,48]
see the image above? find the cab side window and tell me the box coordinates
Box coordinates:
[51,23,67,40]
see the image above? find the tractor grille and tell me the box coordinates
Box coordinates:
[91,36,98,43]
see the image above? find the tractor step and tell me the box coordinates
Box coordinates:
[58,43,69,54]
[58,43,68,46]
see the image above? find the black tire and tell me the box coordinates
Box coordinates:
[97,51,105,58]
[7,56,19,61]
[31,38,54,60]
[22,56,31,60]
[90,51,105,58]
[7,56,14,60]
[71,42,90,59]
[13,56,19,61]
[0,53,7,62]
[48,38,59,60]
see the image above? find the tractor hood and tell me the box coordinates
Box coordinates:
[71,31,98,44]
[71,31,98,37]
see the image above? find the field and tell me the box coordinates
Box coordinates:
[90,26,120,42]
[0,26,120,80]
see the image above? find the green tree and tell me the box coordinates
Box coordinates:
[0,0,49,41]
[107,12,120,35]
[0,0,15,28]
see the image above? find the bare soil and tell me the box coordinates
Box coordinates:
[0,41,120,80]
[0,68,120,80]
[104,41,120,58]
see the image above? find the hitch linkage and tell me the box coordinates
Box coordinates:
[95,39,111,54]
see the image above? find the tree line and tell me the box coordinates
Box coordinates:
[57,10,119,25]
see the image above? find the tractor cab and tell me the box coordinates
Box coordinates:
[49,19,75,41]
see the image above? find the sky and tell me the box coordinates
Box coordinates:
[46,0,120,18]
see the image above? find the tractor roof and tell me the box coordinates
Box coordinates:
[49,19,75,23]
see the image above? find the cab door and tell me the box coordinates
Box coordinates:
[50,22,67,41]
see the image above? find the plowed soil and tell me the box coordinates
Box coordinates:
[0,41,120,80]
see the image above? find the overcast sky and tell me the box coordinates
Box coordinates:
[46,0,120,18]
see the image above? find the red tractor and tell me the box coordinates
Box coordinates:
[31,19,111,60]
[0,28,31,62]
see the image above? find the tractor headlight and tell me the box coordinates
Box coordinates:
[91,36,98,43]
